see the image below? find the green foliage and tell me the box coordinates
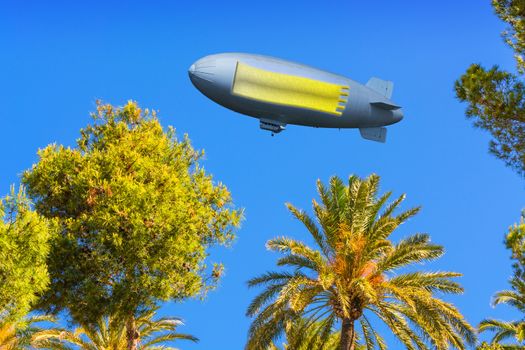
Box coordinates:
[22,101,242,328]
[478,213,525,348]
[268,318,340,350]
[455,0,525,176]
[506,211,525,277]
[0,187,52,323]
[37,306,197,350]
[0,315,62,350]
[456,5,525,346]
[246,174,476,350]
[478,342,525,350]
[455,64,525,175]
[493,0,525,73]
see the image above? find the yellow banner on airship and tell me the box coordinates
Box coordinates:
[232,62,349,116]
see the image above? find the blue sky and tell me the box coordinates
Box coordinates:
[1,0,524,348]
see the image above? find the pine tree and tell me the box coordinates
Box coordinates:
[23,101,241,350]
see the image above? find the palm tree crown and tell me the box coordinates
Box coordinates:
[267,318,340,350]
[246,174,476,350]
[479,276,525,348]
[0,315,61,350]
[36,307,197,350]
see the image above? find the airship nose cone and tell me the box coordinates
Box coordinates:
[189,54,237,101]
[393,109,404,123]
[188,61,203,88]
[188,57,217,88]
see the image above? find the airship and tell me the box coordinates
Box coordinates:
[188,53,403,142]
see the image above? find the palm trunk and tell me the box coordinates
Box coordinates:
[126,315,139,350]
[340,317,356,350]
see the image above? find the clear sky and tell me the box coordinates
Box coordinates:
[1,1,524,348]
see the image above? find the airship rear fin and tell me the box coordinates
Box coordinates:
[366,78,394,99]
[360,127,387,143]
[370,101,401,110]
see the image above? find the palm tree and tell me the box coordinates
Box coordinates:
[0,315,61,350]
[267,318,341,350]
[477,342,507,350]
[478,276,525,349]
[37,307,197,350]
[246,174,476,350]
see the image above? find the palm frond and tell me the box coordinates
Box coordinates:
[378,234,444,271]
[247,271,300,288]
[286,203,332,258]
[266,237,325,269]
[140,333,197,348]
[246,174,475,350]
[493,289,525,310]
[480,319,521,343]
[388,271,463,294]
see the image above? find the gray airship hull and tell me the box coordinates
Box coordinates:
[189,53,403,141]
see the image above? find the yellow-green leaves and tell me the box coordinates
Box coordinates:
[506,212,525,271]
[0,186,52,324]
[38,306,197,350]
[478,212,525,348]
[22,101,242,326]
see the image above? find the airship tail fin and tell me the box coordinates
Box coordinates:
[366,78,394,99]
[360,127,387,143]
[370,101,401,110]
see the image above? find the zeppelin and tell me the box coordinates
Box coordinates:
[188,53,403,142]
